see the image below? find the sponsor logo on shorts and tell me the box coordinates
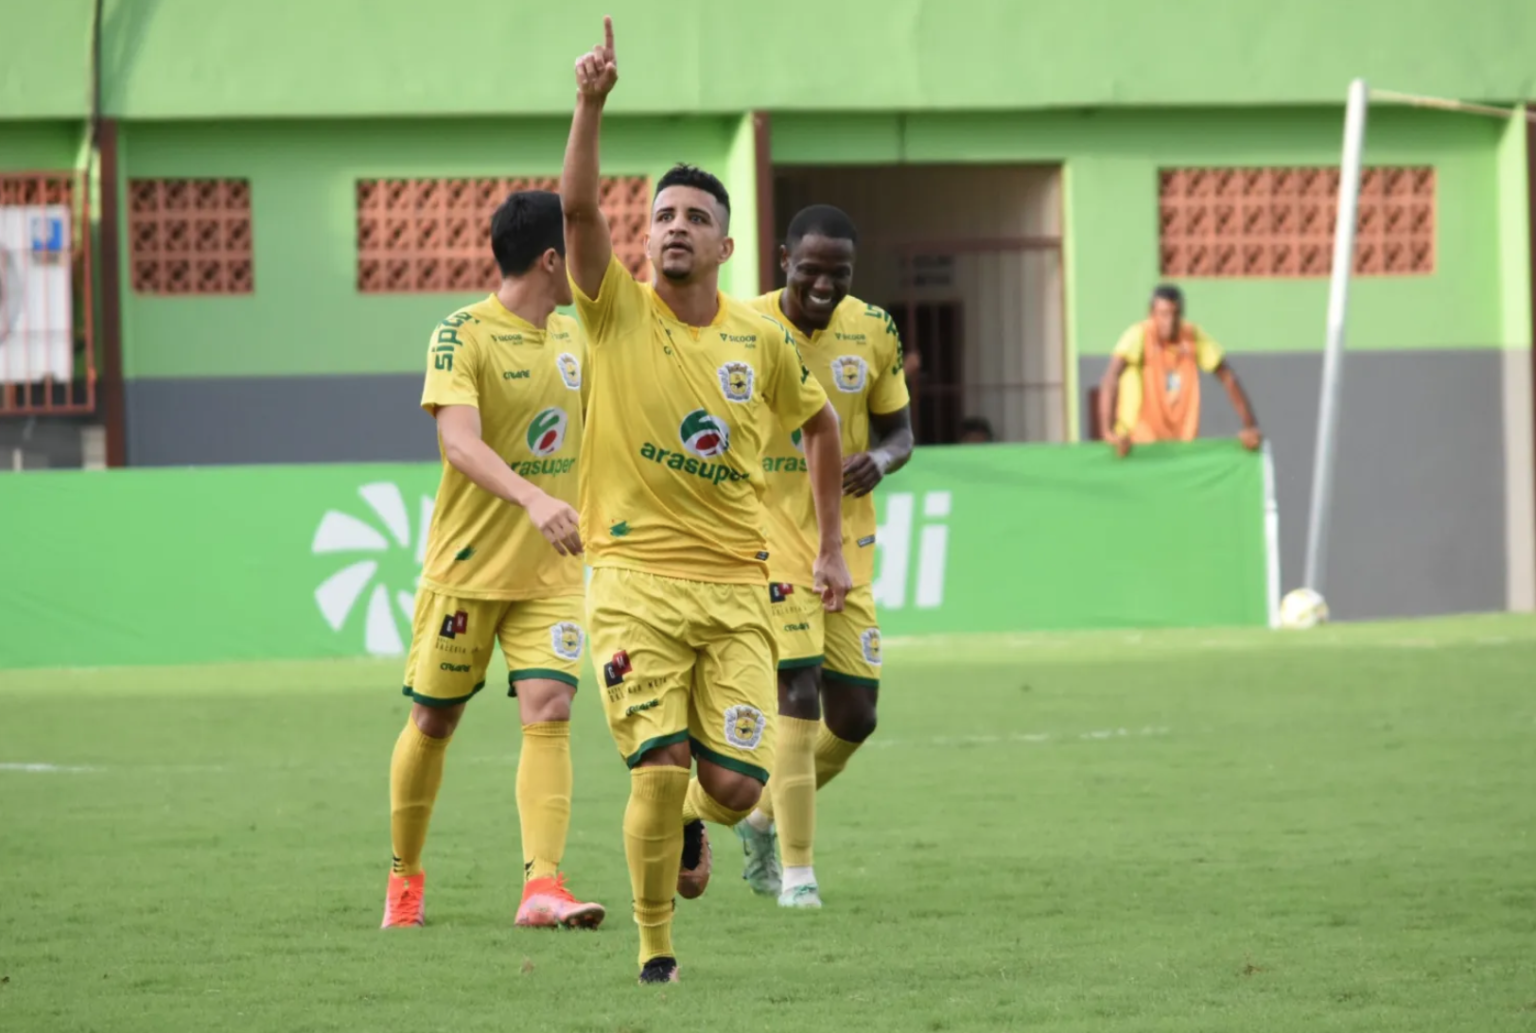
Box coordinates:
[717,361,755,403]
[769,583,794,605]
[832,355,868,393]
[439,610,469,639]
[625,699,660,717]
[526,407,569,458]
[454,545,476,561]
[439,662,471,673]
[550,622,585,662]
[724,705,766,750]
[755,551,770,561]
[860,627,882,666]
[857,534,876,548]
[603,650,633,689]
[557,352,582,391]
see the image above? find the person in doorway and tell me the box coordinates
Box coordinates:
[1098,284,1262,456]
[958,416,995,444]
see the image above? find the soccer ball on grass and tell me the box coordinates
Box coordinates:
[1278,587,1329,630]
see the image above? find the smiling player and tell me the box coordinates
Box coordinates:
[739,205,914,908]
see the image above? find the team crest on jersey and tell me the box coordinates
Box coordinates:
[789,427,805,454]
[832,355,869,393]
[679,409,731,459]
[557,352,582,391]
[526,407,568,457]
[724,704,766,750]
[860,627,882,666]
[717,361,755,403]
[550,622,585,662]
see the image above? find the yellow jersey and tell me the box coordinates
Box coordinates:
[749,291,910,587]
[1111,321,1225,437]
[572,255,829,585]
[417,295,589,600]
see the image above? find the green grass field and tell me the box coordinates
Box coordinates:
[3,616,1535,1032]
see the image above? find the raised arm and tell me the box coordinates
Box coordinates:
[561,16,617,300]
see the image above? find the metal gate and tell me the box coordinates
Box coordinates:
[0,171,95,417]
[880,236,1066,446]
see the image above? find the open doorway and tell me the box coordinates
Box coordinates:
[770,165,1066,444]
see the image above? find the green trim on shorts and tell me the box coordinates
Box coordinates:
[823,669,880,690]
[507,668,580,694]
[624,730,690,769]
[401,681,486,708]
[777,655,824,671]
[689,737,770,785]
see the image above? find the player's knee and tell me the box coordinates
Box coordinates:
[697,765,761,813]
[777,669,821,720]
[634,740,692,769]
[412,702,464,739]
[827,699,877,743]
[516,680,574,724]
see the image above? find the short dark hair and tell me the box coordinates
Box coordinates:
[1151,283,1185,310]
[655,163,731,230]
[490,190,564,277]
[959,416,995,441]
[786,204,858,250]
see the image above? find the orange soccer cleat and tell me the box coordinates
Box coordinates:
[515,874,607,930]
[381,871,426,928]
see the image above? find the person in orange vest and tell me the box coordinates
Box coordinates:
[1097,284,1262,457]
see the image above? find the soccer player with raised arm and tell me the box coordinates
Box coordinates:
[737,206,914,908]
[382,190,605,932]
[561,17,852,985]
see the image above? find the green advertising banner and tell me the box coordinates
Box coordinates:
[0,442,1272,671]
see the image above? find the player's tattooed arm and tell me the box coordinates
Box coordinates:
[844,405,913,498]
[560,15,617,301]
[435,406,583,557]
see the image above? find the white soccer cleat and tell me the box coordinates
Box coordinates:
[777,882,822,909]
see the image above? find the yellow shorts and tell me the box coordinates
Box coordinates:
[769,582,882,688]
[587,567,776,784]
[402,589,586,707]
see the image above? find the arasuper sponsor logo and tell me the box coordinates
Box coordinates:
[638,410,749,486]
[514,407,576,476]
[763,426,808,474]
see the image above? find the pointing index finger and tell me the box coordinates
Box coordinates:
[603,15,614,55]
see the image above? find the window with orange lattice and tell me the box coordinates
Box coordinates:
[128,179,254,295]
[356,176,651,293]
[1158,166,1434,279]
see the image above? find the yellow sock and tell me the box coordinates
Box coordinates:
[772,717,820,867]
[389,719,451,877]
[624,766,689,965]
[516,721,571,882]
[680,778,754,827]
[814,725,863,790]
